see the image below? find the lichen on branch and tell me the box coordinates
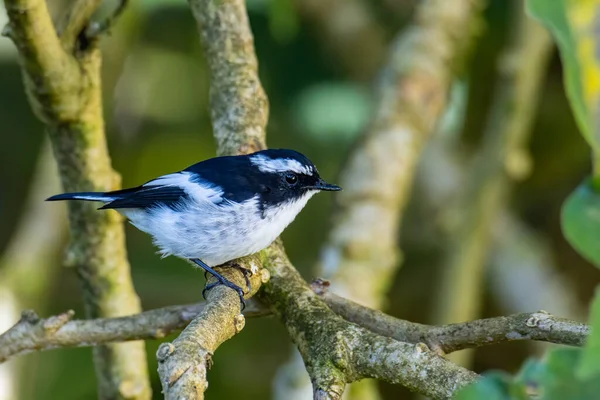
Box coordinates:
[188,0,268,155]
[315,281,589,354]
[156,259,269,399]
[259,243,480,399]
[155,0,271,397]
[2,0,150,398]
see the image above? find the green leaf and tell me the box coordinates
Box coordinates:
[578,287,600,379]
[527,0,600,155]
[514,358,545,395]
[535,348,600,400]
[457,346,600,400]
[455,372,527,400]
[561,178,600,267]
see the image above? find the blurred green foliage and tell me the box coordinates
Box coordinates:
[456,0,600,398]
[528,0,600,273]
[561,179,600,267]
[578,288,600,380]
[293,82,372,141]
[456,347,600,400]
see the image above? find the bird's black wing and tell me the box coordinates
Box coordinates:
[185,156,261,203]
[101,154,263,210]
[99,183,187,210]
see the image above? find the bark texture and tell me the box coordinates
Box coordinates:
[2,1,150,398]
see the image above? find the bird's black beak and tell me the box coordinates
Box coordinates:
[308,179,342,191]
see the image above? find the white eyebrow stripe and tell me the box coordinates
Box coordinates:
[250,155,313,175]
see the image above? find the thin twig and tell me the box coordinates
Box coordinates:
[314,280,589,354]
[0,299,270,364]
[86,0,130,40]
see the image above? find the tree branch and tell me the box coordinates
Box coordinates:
[0,298,269,364]
[156,259,269,398]
[314,280,590,354]
[3,1,151,398]
[2,0,80,123]
[351,339,477,398]
[181,0,480,397]
[260,243,479,399]
[187,0,268,155]
[1,279,587,365]
[155,0,271,397]
[278,1,484,397]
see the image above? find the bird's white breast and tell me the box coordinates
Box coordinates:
[120,190,317,266]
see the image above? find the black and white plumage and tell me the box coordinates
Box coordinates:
[47,149,341,307]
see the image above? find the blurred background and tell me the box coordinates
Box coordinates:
[0,0,597,399]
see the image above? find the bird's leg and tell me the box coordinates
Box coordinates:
[191,259,246,311]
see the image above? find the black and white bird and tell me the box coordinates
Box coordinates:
[47,149,341,308]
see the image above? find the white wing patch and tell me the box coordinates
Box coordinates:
[144,172,223,203]
[250,155,314,175]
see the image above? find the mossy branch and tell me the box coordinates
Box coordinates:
[279,1,484,397]
[260,243,480,398]
[0,284,587,365]
[2,1,150,398]
[187,0,268,155]
[184,0,479,397]
[155,0,270,397]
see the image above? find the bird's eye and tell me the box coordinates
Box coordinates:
[285,173,298,185]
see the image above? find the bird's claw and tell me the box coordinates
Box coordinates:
[202,277,246,312]
[231,263,252,295]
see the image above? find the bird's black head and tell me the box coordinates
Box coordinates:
[247,149,341,207]
[185,148,340,209]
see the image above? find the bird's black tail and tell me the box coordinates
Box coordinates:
[46,192,117,203]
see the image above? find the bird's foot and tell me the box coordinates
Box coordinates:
[194,258,248,311]
[202,276,246,311]
[203,262,253,294]
[230,263,253,295]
